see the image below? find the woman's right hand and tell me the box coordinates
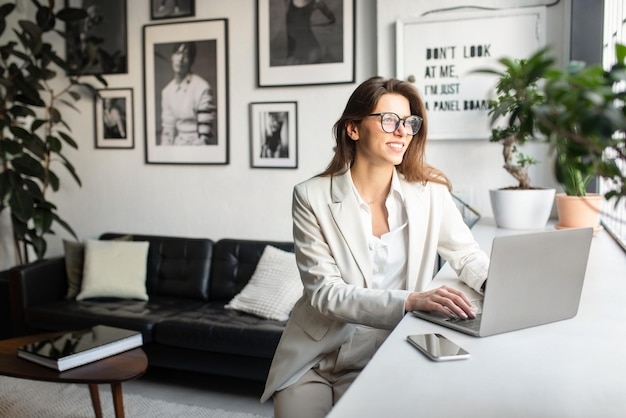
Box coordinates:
[405,285,476,319]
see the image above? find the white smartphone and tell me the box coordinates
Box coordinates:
[406,333,470,361]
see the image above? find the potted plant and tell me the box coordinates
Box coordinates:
[532,47,626,234]
[477,48,556,229]
[480,45,626,232]
[0,1,106,266]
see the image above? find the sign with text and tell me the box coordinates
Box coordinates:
[396,8,546,140]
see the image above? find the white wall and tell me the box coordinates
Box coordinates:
[3,0,570,262]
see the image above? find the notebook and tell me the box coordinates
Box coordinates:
[18,325,143,371]
[412,227,594,337]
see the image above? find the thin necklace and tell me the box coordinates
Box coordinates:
[365,192,387,205]
[353,183,388,204]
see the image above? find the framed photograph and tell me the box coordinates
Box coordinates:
[249,102,298,168]
[257,0,355,87]
[143,19,229,165]
[64,0,128,75]
[94,88,134,149]
[150,0,195,20]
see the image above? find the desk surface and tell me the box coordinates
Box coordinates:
[328,220,626,418]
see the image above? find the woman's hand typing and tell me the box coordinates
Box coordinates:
[405,285,476,319]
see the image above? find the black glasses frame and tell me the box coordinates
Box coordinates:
[367,112,423,135]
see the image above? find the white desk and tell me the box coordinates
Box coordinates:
[327,220,626,418]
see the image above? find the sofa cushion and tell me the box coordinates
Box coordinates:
[77,240,150,301]
[63,240,85,300]
[154,302,286,358]
[23,296,204,343]
[210,239,294,302]
[64,235,133,300]
[225,245,302,321]
[100,233,214,301]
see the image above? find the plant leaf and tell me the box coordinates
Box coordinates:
[57,131,78,149]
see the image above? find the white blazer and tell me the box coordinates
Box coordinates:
[261,169,489,402]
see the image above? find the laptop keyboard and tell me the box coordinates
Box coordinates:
[445,314,483,332]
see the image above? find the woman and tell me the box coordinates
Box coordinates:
[261,77,489,418]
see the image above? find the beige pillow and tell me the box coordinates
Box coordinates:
[226,245,302,321]
[63,235,133,299]
[76,239,149,301]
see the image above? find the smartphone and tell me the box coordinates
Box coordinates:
[406,333,470,361]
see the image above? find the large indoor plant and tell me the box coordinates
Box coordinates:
[0,1,106,266]
[536,49,626,233]
[480,45,626,231]
[477,49,556,229]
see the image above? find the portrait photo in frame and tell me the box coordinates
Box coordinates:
[143,19,229,165]
[94,88,134,149]
[150,0,195,20]
[257,0,355,87]
[64,0,128,75]
[249,102,298,169]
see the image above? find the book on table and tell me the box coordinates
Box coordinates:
[18,325,143,371]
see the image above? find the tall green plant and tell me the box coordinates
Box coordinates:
[477,45,626,204]
[536,49,626,200]
[475,48,554,189]
[0,1,106,264]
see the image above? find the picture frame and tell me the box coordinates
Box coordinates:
[143,19,229,165]
[249,102,298,169]
[256,0,355,87]
[64,0,128,75]
[94,88,134,149]
[150,0,195,20]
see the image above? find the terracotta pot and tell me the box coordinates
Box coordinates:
[555,193,603,235]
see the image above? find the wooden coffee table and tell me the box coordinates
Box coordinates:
[0,331,148,418]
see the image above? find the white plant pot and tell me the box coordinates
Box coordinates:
[490,188,556,230]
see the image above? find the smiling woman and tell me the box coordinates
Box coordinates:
[261,76,490,418]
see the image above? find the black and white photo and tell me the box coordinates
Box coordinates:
[250,102,298,168]
[150,0,195,20]
[65,0,128,75]
[257,0,354,86]
[144,19,229,164]
[95,88,134,149]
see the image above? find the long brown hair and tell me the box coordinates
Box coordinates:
[319,76,450,189]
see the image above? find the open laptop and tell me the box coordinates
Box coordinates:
[412,227,594,337]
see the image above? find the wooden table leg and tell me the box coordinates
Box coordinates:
[88,384,103,418]
[111,382,125,418]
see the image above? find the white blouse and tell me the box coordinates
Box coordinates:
[350,170,409,291]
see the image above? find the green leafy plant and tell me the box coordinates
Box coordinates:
[477,45,626,203]
[535,51,626,200]
[475,48,553,189]
[0,1,106,264]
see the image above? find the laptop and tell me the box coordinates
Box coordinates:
[412,227,594,337]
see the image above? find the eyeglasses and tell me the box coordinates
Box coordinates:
[367,112,423,136]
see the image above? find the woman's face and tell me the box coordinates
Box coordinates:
[350,93,414,167]
[171,45,191,76]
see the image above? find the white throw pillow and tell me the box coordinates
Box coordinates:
[226,245,302,321]
[76,239,149,301]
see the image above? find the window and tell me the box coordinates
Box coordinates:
[601,0,626,251]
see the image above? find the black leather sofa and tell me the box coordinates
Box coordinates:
[8,233,294,381]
